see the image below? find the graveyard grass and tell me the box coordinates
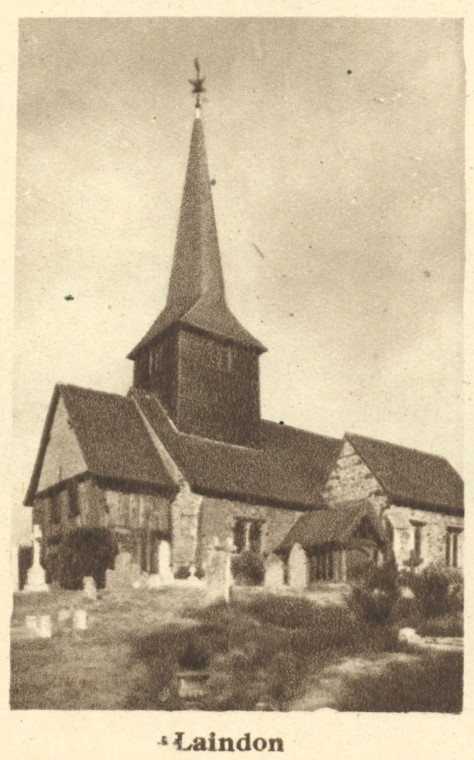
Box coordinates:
[11,586,462,711]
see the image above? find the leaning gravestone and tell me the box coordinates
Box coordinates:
[288,542,308,589]
[264,553,285,590]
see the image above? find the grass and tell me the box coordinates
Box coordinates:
[10,587,463,711]
[335,650,463,713]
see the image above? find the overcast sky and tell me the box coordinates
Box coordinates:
[14,17,464,540]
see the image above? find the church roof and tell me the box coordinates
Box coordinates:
[130,388,340,510]
[346,433,463,515]
[24,384,177,504]
[277,500,387,552]
[128,117,266,359]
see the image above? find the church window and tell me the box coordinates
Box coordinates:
[67,480,79,518]
[411,521,425,561]
[446,528,462,568]
[51,490,61,524]
[233,517,264,553]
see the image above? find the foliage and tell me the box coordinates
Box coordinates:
[349,557,400,625]
[17,545,33,590]
[400,563,462,618]
[231,550,265,586]
[335,650,463,713]
[55,527,118,589]
[179,595,397,710]
[41,526,63,585]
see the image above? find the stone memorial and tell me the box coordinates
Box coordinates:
[37,614,52,639]
[158,540,173,584]
[23,524,49,593]
[288,542,309,589]
[83,576,97,601]
[264,553,285,590]
[25,615,38,634]
[73,609,88,631]
[204,536,235,602]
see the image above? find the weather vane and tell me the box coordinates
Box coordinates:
[189,58,206,110]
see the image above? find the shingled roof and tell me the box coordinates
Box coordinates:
[24,385,178,505]
[346,433,463,515]
[128,117,266,359]
[277,500,387,552]
[130,388,341,510]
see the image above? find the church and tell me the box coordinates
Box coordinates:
[24,71,464,587]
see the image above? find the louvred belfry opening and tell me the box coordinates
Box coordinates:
[128,83,266,447]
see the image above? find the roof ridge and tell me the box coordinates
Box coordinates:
[345,431,454,465]
[59,382,129,402]
[262,418,340,442]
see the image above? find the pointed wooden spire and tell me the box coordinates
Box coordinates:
[128,105,266,360]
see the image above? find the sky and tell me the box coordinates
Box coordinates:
[14,17,464,541]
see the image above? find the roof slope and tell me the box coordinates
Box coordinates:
[131,388,341,510]
[346,433,463,515]
[277,501,386,552]
[24,385,177,504]
[128,117,266,358]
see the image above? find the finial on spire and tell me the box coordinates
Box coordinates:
[189,58,206,116]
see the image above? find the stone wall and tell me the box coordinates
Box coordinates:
[321,440,389,515]
[385,505,464,571]
[197,495,304,568]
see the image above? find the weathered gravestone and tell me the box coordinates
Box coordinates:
[288,542,309,589]
[83,576,97,601]
[37,614,52,639]
[204,537,235,602]
[158,539,173,584]
[106,551,141,589]
[264,553,285,590]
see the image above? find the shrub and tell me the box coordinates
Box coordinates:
[17,544,33,590]
[335,650,463,713]
[41,526,63,585]
[349,557,399,625]
[402,563,461,618]
[231,551,265,586]
[56,527,118,589]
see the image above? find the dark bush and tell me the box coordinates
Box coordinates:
[18,544,33,590]
[55,527,118,589]
[402,563,460,618]
[349,557,399,625]
[231,551,265,586]
[41,526,63,584]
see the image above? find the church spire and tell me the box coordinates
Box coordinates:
[128,63,265,360]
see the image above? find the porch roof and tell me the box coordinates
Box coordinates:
[277,500,387,552]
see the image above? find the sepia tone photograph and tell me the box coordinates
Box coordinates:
[10,16,464,715]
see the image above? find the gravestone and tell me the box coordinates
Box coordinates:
[37,614,52,639]
[25,615,38,634]
[288,543,309,589]
[158,540,173,583]
[23,525,49,593]
[106,551,141,588]
[83,576,97,601]
[58,608,71,623]
[264,554,285,590]
[204,536,235,602]
[73,609,88,631]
